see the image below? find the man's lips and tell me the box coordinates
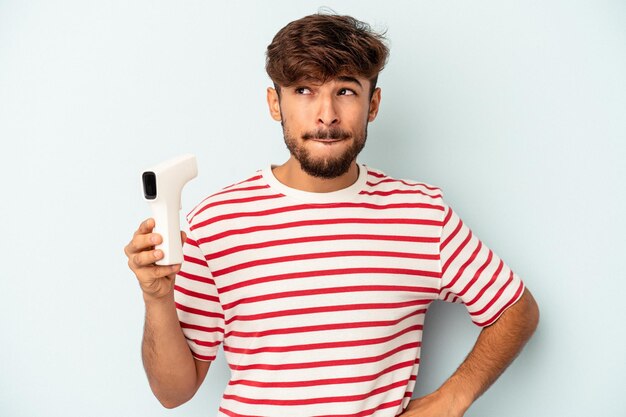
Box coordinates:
[302,128,351,141]
[309,138,346,143]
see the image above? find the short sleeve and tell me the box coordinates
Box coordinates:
[174,227,225,361]
[438,203,525,327]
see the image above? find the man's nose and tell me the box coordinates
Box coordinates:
[317,96,339,126]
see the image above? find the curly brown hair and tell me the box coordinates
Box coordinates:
[266,13,389,97]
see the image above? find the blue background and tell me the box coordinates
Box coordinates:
[1,1,625,416]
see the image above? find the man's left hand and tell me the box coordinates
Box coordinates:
[401,390,467,417]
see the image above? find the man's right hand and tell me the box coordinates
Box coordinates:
[124,218,187,301]
[124,218,207,408]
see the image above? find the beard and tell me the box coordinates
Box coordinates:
[282,123,367,179]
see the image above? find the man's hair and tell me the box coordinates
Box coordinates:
[266,13,389,97]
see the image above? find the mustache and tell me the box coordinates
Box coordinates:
[302,128,351,140]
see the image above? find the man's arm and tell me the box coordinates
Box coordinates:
[403,288,540,417]
[142,293,211,408]
[125,218,210,408]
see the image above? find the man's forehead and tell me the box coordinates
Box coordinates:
[295,75,367,88]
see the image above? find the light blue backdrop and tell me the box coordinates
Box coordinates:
[1,1,624,416]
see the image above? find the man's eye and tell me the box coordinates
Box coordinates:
[338,88,356,96]
[295,87,311,95]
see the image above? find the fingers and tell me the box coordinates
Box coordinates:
[138,261,181,279]
[126,231,187,266]
[125,218,186,299]
[125,218,163,256]
[131,248,164,268]
[125,232,159,256]
[148,263,181,280]
[127,247,181,278]
[181,230,187,244]
[134,218,155,236]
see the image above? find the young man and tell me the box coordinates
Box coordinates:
[124,13,539,417]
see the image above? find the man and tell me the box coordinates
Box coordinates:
[125,13,539,417]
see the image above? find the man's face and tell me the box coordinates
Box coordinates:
[267,76,381,179]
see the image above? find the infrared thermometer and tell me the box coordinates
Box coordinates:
[142,154,198,265]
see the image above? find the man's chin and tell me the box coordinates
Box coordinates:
[284,129,366,179]
[298,156,354,179]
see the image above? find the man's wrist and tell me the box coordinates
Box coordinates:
[436,375,474,415]
[143,288,176,307]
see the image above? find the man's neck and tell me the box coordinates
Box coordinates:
[272,158,360,193]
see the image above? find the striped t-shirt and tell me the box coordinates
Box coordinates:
[174,164,525,417]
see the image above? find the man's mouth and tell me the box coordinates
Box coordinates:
[302,128,351,141]
[310,138,345,143]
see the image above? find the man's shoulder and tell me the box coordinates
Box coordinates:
[362,165,443,201]
[185,168,270,225]
[185,165,446,228]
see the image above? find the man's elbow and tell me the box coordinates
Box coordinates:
[149,381,197,409]
[157,393,193,409]
[160,399,180,410]
[521,288,540,335]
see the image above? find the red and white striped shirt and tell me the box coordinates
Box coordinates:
[174,164,524,417]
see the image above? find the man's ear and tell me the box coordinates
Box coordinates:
[368,87,382,122]
[267,87,282,121]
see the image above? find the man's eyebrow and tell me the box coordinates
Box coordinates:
[337,76,363,88]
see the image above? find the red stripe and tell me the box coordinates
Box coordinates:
[223,324,423,355]
[367,179,419,188]
[223,174,263,190]
[366,177,440,191]
[213,250,440,278]
[199,217,443,245]
[222,378,410,406]
[180,321,224,334]
[190,351,216,361]
[230,341,419,371]
[222,285,438,311]
[210,184,270,198]
[218,408,263,417]
[225,300,430,325]
[315,399,402,417]
[191,202,444,231]
[183,253,209,267]
[207,234,439,261]
[441,206,453,229]
[220,267,441,294]
[186,174,263,219]
[176,269,215,285]
[440,215,464,251]
[359,189,442,198]
[475,280,524,326]
[174,284,220,303]
[465,259,504,307]
[225,308,427,338]
[190,338,221,348]
[191,194,284,222]
[440,229,475,278]
[228,360,416,388]
[470,270,514,317]
[175,302,224,319]
[367,170,386,178]
[454,249,494,298]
